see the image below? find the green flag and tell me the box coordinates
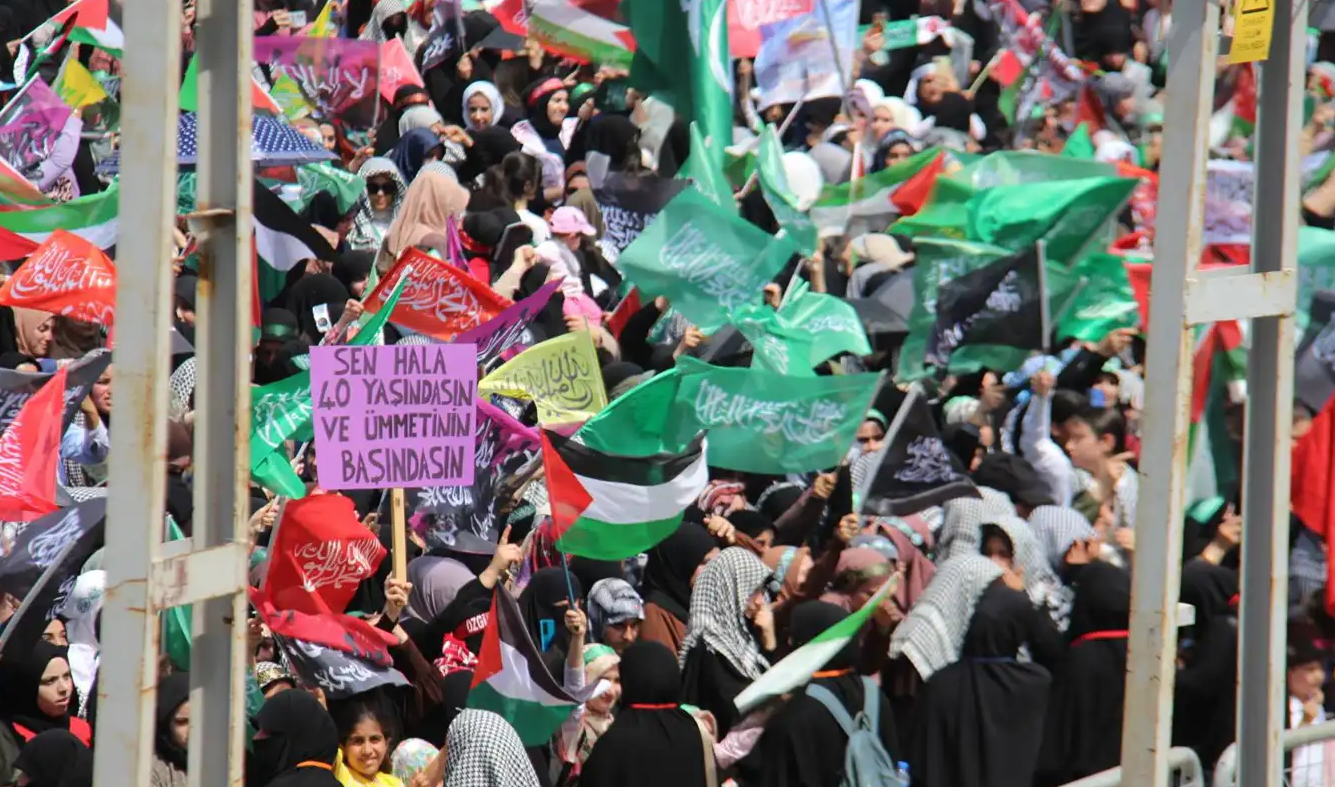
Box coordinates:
[810,146,943,236]
[295,163,366,216]
[757,125,818,255]
[1061,123,1096,159]
[889,173,975,240]
[616,188,798,332]
[682,122,735,209]
[778,289,873,365]
[1298,226,1335,332]
[733,307,819,377]
[967,176,1137,264]
[578,369,685,456]
[950,150,1116,189]
[626,0,732,160]
[667,357,882,474]
[1057,253,1140,342]
[162,516,193,672]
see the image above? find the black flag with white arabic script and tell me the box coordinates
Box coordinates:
[0,499,108,658]
[0,351,111,439]
[853,395,979,517]
[924,245,1044,371]
[275,634,409,700]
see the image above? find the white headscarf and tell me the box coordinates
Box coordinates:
[62,570,106,713]
[462,82,505,131]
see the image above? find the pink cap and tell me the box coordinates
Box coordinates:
[549,206,596,237]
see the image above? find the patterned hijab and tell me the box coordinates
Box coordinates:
[347,157,408,253]
[936,494,1013,563]
[678,547,771,680]
[1028,506,1097,574]
[443,710,541,787]
[889,554,1003,680]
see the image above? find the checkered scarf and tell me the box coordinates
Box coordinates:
[890,554,1004,680]
[347,158,408,253]
[1028,506,1097,573]
[443,710,541,787]
[678,547,772,680]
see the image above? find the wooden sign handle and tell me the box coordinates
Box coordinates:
[391,488,407,582]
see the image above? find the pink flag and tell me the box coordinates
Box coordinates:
[728,0,814,58]
[379,38,424,103]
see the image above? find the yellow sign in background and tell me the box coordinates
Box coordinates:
[1227,0,1274,63]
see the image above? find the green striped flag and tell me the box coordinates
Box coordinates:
[0,182,118,249]
[733,578,895,714]
[757,124,817,254]
[809,147,942,236]
[526,0,634,68]
[541,430,708,560]
[469,585,595,745]
[1186,321,1245,503]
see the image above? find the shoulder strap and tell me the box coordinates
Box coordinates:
[858,677,880,730]
[806,682,856,735]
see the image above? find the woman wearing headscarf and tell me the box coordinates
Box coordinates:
[441,710,540,787]
[0,307,56,358]
[403,556,476,630]
[1172,555,1240,774]
[1036,561,1132,786]
[0,642,88,779]
[388,128,445,184]
[554,643,622,781]
[284,274,351,344]
[357,0,425,56]
[511,78,574,202]
[639,523,719,656]
[331,251,375,301]
[247,689,341,787]
[374,86,433,157]
[581,641,712,787]
[518,567,584,665]
[678,547,775,738]
[977,514,1073,632]
[736,601,900,787]
[10,729,93,787]
[463,82,506,132]
[820,546,894,613]
[152,672,192,787]
[377,170,470,273]
[347,159,408,253]
[454,126,523,187]
[899,555,1056,787]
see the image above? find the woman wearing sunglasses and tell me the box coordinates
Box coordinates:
[346,158,408,253]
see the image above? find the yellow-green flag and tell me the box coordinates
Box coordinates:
[270,72,314,120]
[478,331,608,426]
[55,58,108,109]
[308,0,337,37]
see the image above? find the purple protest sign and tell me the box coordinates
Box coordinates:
[310,343,478,490]
[450,281,560,369]
[254,36,381,130]
[0,78,76,179]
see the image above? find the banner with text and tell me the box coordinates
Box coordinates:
[254,36,381,130]
[311,344,478,490]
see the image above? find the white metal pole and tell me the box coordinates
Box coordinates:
[1235,1,1302,782]
[95,0,182,784]
[1119,0,1219,781]
[189,0,254,783]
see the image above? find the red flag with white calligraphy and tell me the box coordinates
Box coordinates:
[0,367,65,522]
[0,230,116,326]
[379,38,425,102]
[364,247,514,342]
[264,493,387,615]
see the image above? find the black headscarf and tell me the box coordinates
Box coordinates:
[518,567,582,657]
[524,79,567,148]
[567,558,625,594]
[919,91,974,134]
[246,689,340,787]
[330,250,374,295]
[455,126,522,184]
[517,263,567,341]
[569,114,640,170]
[911,581,1053,787]
[1036,562,1131,786]
[155,672,192,772]
[640,523,716,624]
[0,641,76,738]
[12,729,93,787]
[580,641,709,787]
[971,453,1053,510]
[736,601,900,787]
[1172,558,1239,773]
[284,274,351,343]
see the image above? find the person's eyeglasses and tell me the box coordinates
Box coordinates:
[366,182,398,195]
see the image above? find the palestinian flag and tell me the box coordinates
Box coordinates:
[469,585,594,745]
[540,429,708,560]
[254,182,336,273]
[809,147,943,236]
[1185,321,1245,503]
[51,0,109,32]
[506,0,636,68]
[733,578,894,714]
[0,183,119,248]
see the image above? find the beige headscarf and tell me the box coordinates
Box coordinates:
[377,170,470,273]
[13,308,54,358]
[564,188,605,238]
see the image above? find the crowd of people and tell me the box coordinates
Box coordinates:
[1,0,1335,786]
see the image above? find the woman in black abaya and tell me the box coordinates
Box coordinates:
[900,555,1056,787]
[1172,556,1240,774]
[1036,561,1132,786]
[580,641,710,787]
[736,601,900,787]
[246,689,341,787]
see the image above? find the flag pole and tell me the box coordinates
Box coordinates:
[735,97,808,199]
[967,51,1001,95]
[815,0,852,117]
[1036,241,1051,349]
[559,551,578,607]
[390,488,407,582]
[258,495,291,590]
